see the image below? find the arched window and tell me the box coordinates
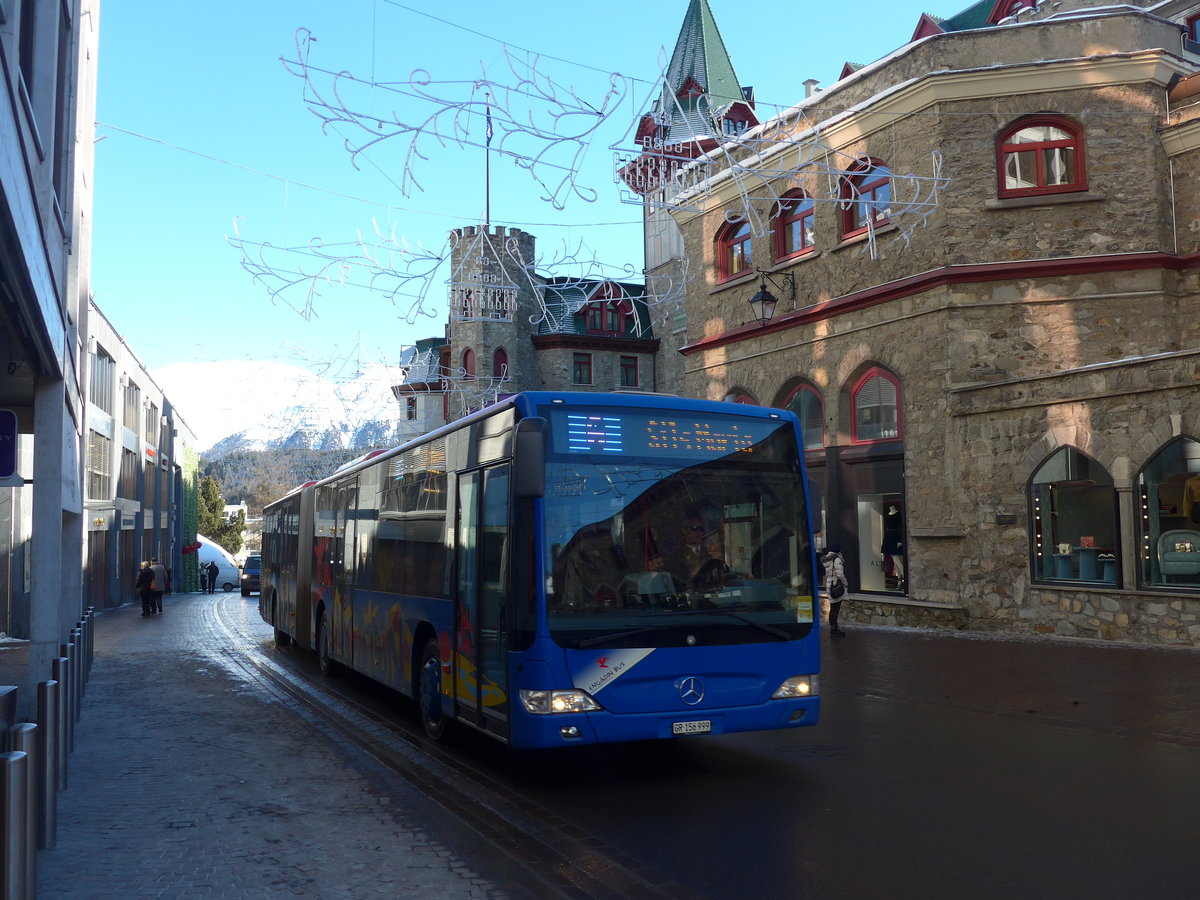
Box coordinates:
[1136,437,1200,590]
[1029,448,1117,584]
[716,219,753,282]
[997,117,1086,198]
[729,393,757,405]
[851,368,901,443]
[492,347,508,379]
[840,159,891,238]
[774,191,815,261]
[785,384,824,451]
[462,348,475,379]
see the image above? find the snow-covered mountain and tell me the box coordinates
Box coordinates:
[152,360,408,458]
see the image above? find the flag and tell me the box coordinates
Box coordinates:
[485,102,493,147]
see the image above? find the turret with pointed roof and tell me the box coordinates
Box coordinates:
[627,0,757,187]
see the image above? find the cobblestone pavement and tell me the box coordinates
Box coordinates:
[35,593,509,899]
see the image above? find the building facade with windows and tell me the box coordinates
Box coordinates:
[643,0,1200,645]
[395,225,659,425]
[83,302,198,611]
[1,0,99,712]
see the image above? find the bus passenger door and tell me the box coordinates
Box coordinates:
[455,465,511,735]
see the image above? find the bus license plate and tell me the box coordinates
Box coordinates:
[673,720,712,735]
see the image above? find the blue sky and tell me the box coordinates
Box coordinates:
[93,0,940,378]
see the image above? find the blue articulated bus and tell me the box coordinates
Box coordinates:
[260,391,820,748]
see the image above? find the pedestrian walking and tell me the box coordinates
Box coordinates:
[150,557,168,613]
[198,563,209,594]
[822,543,849,637]
[206,561,218,594]
[135,561,156,617]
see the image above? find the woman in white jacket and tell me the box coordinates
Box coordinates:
[821,543,849,637]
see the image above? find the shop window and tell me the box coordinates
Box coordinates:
[493,347,508,379]
[406,397,417,420]
[1029,447,1118,584]
[572,353,592,385]
[997,117,1086,198]
[840,159,891,238]
[774,191,815,260]
[716,219,753,282]
[1136,437,1200,590]
[784,384,824,451]
[851,368,901,442]
[619,356,638,388]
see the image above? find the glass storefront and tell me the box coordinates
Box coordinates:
[1029,448,1118,584]
[855,492,905,593]
[1137,437,1200,589]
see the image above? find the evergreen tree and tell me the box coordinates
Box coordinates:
[198,475,244,556]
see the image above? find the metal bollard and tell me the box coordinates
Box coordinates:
[35,682,57,850]
[51,658,69,783]
[85,607,95,670]
[59,642,76,736]
[0,751,28,900]
[74,624,86,699]
[7,725,36,897]
[68,630,81,718]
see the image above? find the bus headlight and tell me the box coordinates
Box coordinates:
[773,675,818,699]
[519,689,602,714]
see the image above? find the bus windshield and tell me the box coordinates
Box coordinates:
[540,406,814,649]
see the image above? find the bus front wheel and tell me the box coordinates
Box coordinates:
[418,639,447,741]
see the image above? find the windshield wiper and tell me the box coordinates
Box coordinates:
[698,609,791,640]
[572,626,664,649]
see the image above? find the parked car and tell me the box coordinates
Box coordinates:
[241,554,261,596]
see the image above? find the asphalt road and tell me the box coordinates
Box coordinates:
[239,595,1200,899]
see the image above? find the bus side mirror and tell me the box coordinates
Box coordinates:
[514,417,547,499]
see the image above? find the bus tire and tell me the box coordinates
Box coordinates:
[418,639,447,741]
[317,617,341,677]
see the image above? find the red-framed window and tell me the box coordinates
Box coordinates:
[784,384,824,451]
[1188,13,1200,43]
[493,347,508,378]
[997,117,1086,198]
[852,368,902,443]
[730,393,757,405]
[572,353,592,385]
[774,191,815,260]
[840,159,891,239]
[716,219,753,282]
[462,348,476,378]
[619,356,638,388]
[579,301,628,336]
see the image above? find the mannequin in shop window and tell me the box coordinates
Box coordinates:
[1185,473,1200,524]
[881,504,905,587]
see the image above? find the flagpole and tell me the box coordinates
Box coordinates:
[485,93,492,229]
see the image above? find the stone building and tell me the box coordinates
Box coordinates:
[395,224,658,424]
[629,0,1200,645]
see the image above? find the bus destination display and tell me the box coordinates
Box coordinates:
[554,409,767,457]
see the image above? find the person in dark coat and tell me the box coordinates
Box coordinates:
[135,561,156,617]
[150,558,167,613]
[198,563,209,594]
[206,561,218,593]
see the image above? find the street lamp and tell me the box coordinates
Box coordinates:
[748,269,795,326]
